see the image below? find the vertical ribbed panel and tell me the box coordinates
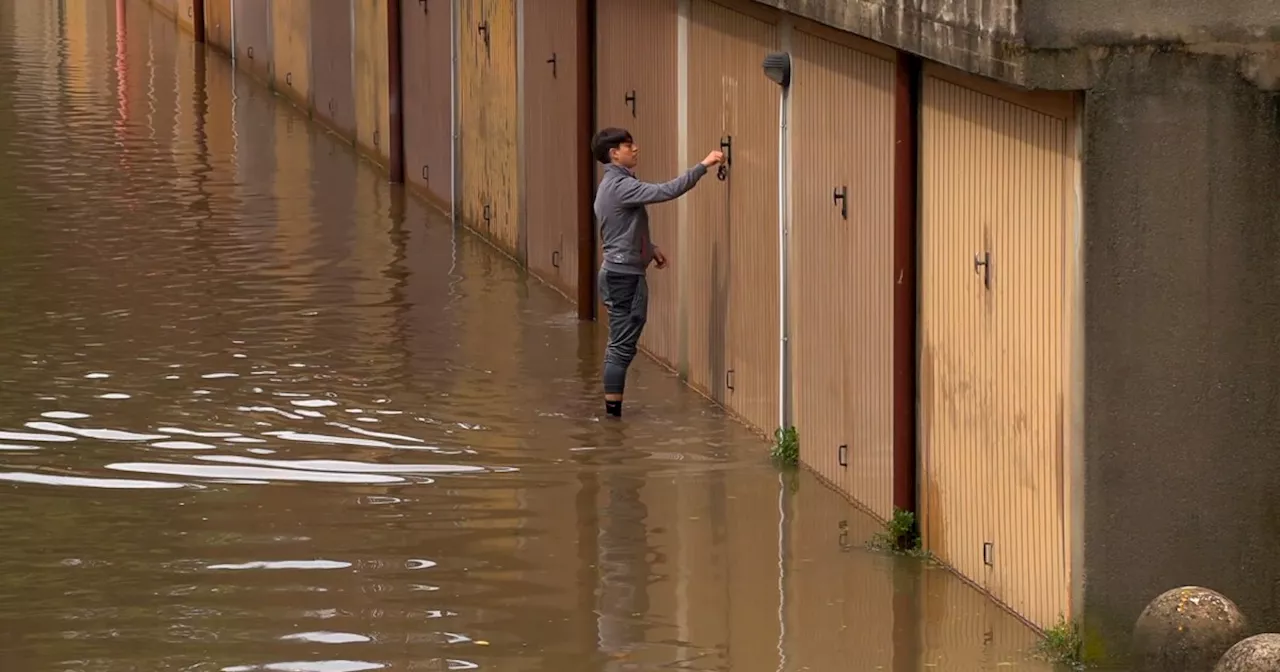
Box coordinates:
[270,0,311,108]
[595,0,679,366]
[177,0,195,34]
[402,0,454,207]
[233,0,272,85]
[354,0,389,164]
[522,0,581,296]
[685,0,778,431]
[789,29,895,518]
[310,0,355,138]
[920,71,1071,629]
[205,0,233,53]
[460,0,520,255]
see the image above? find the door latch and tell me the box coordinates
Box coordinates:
[477,20,490,55]
[717,135,732,181]
[832,186,848,220]
[974,251,991,289]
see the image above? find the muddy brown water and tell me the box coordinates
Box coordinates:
[0,2,1060,670]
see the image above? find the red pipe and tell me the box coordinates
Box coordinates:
[192,0,205,43]
[575,0,596,319]
[892,52,921,515]
[386,0,405,183]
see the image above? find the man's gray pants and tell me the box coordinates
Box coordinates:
[599,268,648,395]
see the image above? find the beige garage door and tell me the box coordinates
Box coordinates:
[919,65,1078,629]
[684,0,779,431]
[594,0,679,365]
[789,25,896,518]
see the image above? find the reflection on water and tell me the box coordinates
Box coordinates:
[0,1,1059,670]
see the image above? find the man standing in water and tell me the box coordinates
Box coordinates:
[591,127,725,418]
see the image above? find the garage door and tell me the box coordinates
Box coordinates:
[919,65,1078,629]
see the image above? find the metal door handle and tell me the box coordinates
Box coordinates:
[717,135,732,181]
[974,252,990,289]
[726,369,735,391]
[552,250,560,268]
[625,90,636,117]
[477,20,490,54]
[547,53,557,78]
[832,186,848,220]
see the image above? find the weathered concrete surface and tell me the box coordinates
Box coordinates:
[1082,46,1280,663]
[1216,634,1280,672]
[753,0,1280,91]
[1021,0,1280,48]
[1131,587,1249,672]
[754,0,1029,84]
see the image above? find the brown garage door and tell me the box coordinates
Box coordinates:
[919,64,1079,629]
[271,0,311,109]
[204,0,232,54]
[522,0,581,297]
[401,0,453,209]
[311,0,355,138]
[459,0,519,255]
[789,24,896,518]
[685,0,779,432]
[595,0,678,366]
[233,0,272,85]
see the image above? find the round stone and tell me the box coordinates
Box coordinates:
[1215,633,1280,671]
[1132,586,1249,672]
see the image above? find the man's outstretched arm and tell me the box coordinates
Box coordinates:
[615,150,725,207]
[615,164,708,207]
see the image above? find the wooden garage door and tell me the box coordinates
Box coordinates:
[789,26,896,518]
[919,66,1077,629]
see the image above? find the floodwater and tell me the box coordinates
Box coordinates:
[0,2,1061,670]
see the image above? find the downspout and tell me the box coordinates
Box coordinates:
[574,0,595,319]
[777,87,790,430]
[387,0,405,183]
[193,0,205,43]
[762,41,793,432]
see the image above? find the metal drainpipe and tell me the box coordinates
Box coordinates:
[386,0,405,183]
[575,0,596,319]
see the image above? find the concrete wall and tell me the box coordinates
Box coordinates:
[1023,0,1280,48]
[751,0,1026,85]
[1081,48,1280,660]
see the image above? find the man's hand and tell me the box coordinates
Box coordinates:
[653,249,668,269]
[701,150,725,168]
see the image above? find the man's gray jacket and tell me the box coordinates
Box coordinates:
[594,162,708,275]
